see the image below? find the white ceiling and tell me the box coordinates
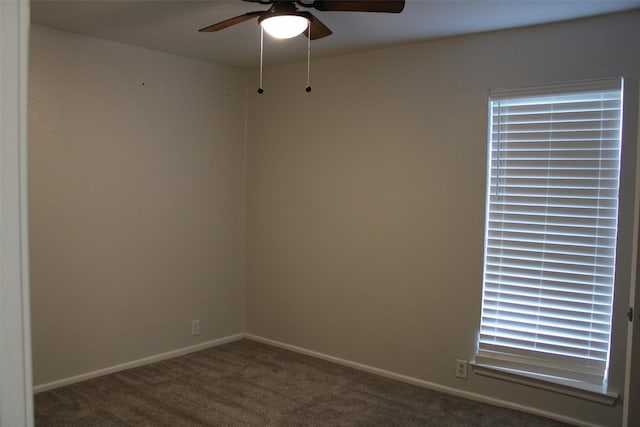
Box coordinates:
[30,0,640,69]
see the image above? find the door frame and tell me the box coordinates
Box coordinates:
[623,82,640,427]
[0,0,33,425]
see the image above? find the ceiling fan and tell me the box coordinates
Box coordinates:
[199,1,405,93]
[198,0,406,40]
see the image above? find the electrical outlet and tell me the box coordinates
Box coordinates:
[191,320,200,336]
[455,359,468,379]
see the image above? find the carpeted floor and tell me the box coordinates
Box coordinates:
[35,339,573,426]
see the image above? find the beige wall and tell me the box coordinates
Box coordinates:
[29,10,640,426]
[246,11,640,426]
[29,26,247,385]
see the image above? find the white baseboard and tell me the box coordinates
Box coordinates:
[33,333,245,393]
[244,334,598,427]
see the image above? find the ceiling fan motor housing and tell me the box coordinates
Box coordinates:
[257,2,309,26]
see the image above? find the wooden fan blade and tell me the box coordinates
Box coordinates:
[198,11,264,32]
[312,0,404,13]
[304,13,333,40]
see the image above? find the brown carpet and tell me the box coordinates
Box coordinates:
[35,339,573,426]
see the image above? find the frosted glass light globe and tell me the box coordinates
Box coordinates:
[260,15,309,39]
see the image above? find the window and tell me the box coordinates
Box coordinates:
[476,78,624,388]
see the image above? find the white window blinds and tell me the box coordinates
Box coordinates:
[476,78,623,386]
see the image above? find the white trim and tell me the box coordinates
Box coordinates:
[470,362,617,406]
[19,0,33,421]
[0,1,33,426]
[489,77,623,100]
[33,333,245,393]
[623,79,640,427]
[244,334,596,427]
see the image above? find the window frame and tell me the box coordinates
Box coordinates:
[474,78,624,403]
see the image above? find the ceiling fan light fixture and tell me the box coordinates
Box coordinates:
[259,14,309,39]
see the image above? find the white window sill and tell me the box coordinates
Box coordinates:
[470,362,618,406]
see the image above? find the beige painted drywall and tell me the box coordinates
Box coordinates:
[29,10,640,426]
[29,25,247,385]
[246,11,640,426]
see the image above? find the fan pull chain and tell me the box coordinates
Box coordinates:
[305,26,311,93]
[258,26,264,94]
